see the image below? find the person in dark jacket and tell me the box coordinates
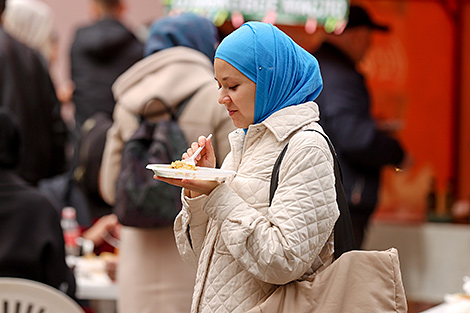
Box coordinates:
[70,0,144,128]
[0,0,67,186]
[313,5,408,248]
[0,108,76,298]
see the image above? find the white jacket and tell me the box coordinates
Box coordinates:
[174,101,340,313]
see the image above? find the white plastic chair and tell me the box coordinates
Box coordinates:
[0,277,85,313]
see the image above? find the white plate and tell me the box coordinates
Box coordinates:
[146,164,236,182]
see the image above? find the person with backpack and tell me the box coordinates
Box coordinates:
[99,13,234,313]
[155,22,341,313]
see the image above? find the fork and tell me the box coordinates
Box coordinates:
[181,134,212,166]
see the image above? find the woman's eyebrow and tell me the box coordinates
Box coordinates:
[214,75,231,82]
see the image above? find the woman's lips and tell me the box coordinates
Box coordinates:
[228,109,237,116]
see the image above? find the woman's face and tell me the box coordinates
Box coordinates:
[214,58,256,129]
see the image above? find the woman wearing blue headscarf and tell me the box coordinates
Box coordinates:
[100,13,234,313]
[158,22,339,313]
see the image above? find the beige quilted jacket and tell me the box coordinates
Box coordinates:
[174,101,340,313]
[99,46,234,205]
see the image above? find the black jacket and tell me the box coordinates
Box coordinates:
[0,169,76,298]
[0,27,67,185]
[71,17,144,127]
[314,43,404,210]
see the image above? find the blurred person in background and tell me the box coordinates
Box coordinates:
[1,0,96,227]
[3,0,57,65]
[0,0,68,186]
[99,13,234,313]
[3,0,76,121]
[37,0,143,226]
[0,108,76,298]
[70,0,143,130]
[2,0,74,119]
[1,0,119,252]
[69,0,144,218]
[313,5,408,248]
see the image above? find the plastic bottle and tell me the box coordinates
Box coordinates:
[61,207,80,257]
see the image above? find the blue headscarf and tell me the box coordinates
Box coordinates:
[215,22,323,125]
[144,13,218,60]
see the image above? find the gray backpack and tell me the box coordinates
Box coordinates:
[114,95,193,228]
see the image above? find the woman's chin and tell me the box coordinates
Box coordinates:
[231,118,251,129]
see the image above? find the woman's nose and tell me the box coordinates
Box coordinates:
[218,93,231,105]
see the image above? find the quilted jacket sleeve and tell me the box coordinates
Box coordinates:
[174,194,210,268]
[202,136,339,284]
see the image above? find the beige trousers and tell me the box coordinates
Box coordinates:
[117,226,196,313]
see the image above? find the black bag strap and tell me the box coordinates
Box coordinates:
[269,129,355,259]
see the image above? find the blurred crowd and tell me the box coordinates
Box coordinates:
[0,0,143,309]
[0,0,410,312]
[0,0,234,311]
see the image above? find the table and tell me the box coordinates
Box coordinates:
[363,220,470,303]
[420,303,451,313]
[69,256,118,313]
[75,276,118,301]
[76,276,117,313]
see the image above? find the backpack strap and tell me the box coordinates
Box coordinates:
[269,129,355,259]
[173,88,200,121]
[140,84,209,122]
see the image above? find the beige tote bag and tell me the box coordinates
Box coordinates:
[246,248,407,313]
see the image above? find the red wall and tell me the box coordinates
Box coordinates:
[458,3,470,204]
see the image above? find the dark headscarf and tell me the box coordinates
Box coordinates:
[144,13,218,60]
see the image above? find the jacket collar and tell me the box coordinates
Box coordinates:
[226,101,320,170]
[230,102,320,144]
[261,101,320,142]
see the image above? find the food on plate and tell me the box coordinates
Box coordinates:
[169,160,197,171]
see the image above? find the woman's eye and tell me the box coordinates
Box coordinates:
[229,85,239,91]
